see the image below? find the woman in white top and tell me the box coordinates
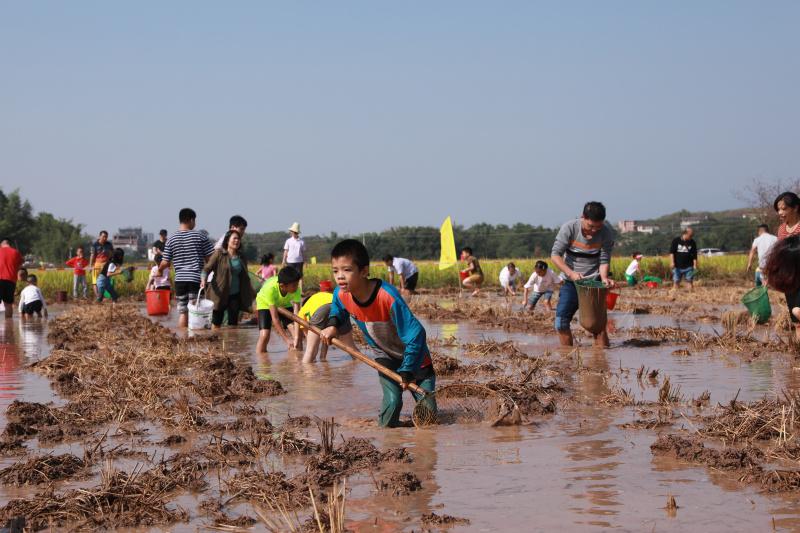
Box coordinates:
[498,262,520,296]
[282,222,307,275]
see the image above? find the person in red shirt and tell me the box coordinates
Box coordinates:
[0,240,24,319]
[65,247,90,299]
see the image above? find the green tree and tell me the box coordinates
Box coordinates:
[30,212,86,263]
[0,189,35,251]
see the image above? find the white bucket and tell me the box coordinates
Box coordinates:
[187,289,214,330]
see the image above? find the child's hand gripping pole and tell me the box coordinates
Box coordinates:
[276,307,426,396]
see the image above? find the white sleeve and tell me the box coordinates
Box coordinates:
[283,238,290,251]
[524,273,536,289]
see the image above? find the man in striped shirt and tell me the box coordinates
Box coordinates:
[551,201,616,347]
[158,207,215,328]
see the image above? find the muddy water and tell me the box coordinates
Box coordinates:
[2,301,800,532]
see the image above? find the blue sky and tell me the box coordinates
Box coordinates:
[1,2,798,238]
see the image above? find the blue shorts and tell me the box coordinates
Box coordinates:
[527,290,553,309]
[672,267,695,282]
[555,281,578,332]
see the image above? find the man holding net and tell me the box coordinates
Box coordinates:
[551,201,616,347]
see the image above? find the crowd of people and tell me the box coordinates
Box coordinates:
[3,194,800,426]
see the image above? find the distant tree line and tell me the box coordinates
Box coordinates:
[243,223,559,263]
[3,179,793,264]
[244,218,760,262]
[0,188,85,263]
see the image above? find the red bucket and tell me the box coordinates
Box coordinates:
[459,271,469,281]
[145,289,170,316]
[645,281,658,289]
[606,291,620,310]
[319,280,334,292]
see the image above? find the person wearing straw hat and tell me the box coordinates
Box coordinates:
[282,222,307,276]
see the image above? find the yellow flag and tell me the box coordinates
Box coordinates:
[439,216,457,270]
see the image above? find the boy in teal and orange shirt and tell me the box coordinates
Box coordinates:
[320,239,436,428]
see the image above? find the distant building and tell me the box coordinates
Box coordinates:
[113,227,153,255]
[635,224,659,234]
[618,220,660,234]
[680,219,702,230]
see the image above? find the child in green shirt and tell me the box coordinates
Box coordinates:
[256,266,302,354]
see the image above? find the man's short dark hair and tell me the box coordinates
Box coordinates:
[27,274,37,284]
[159,229,168,237]
[179,208,197,223]
[229,215,248,229]
[99,230,109,237]
[534,260,548,270]
[278,265,303,284]
[331,239,370,269]
[382,254,394,263]
[462,247,473,256]
[582,201,606,222]
[758,224,770,232]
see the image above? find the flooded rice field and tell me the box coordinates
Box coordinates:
[1,284,800,531]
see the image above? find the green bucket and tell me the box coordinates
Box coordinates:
[741,286,771,324]
[643,275,662,284]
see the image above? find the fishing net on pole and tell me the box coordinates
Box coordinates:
[412,383,520,427]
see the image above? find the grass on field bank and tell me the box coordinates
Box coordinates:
[25,254,751,300]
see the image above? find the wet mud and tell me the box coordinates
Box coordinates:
[1,283,800,530]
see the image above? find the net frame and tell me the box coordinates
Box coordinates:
[412,383,520,427]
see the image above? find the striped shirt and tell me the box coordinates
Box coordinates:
[162,230,214,283]
[551,219,615,278]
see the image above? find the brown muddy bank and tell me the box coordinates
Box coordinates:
[2,285,800,530]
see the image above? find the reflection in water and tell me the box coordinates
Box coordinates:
[560,347,623,527]
[18,319,47,360]
[438,323,460,340]
[0,316,57,421]
[0,325,20,401]
[4,305,800,531]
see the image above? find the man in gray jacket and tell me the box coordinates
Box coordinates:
[550,201,616,347]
